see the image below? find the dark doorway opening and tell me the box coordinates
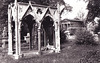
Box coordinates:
[41,16,54,47]
[21,14,38,51]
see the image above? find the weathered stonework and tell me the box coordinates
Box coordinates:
[8,1,60,59]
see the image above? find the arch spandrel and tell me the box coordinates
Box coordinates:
[18,5,29,20]
[18,5,36,20]
[18,4,52,23]
[11,2,59,23]
[49,8,56,17]
[53,10,59,22]
[35,7,48,22]
[38,8,57,23]
[11,6,16,21]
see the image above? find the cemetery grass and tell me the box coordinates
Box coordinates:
[0,40,100,63]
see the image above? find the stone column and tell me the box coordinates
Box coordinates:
[18,21,21,56]
[8,4,13,55]
[55,2,60,53]
[14,5,19,59]
[57,22,60,53]
[53,29,55,47]
[34,24,38,49]
[14,4,22,59]
[44,29,46,47]
[55,22,60,53]
[38,23,41,54]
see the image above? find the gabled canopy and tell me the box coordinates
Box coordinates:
[17,2,57,22]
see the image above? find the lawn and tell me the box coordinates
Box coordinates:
[0,40,100,63]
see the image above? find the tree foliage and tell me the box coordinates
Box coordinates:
[94,19,100,33]
[75,30,97,45]
[86,0,100,22]
[0,0,14,26]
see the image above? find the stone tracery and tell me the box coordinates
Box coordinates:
[8,1,60,59]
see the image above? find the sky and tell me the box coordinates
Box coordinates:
[61,0,89,20]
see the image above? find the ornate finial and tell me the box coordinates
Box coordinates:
[15,0,17,4]
[29,1,32,6]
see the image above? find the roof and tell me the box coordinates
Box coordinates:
[61,19,84,22]
[18,2,57,9]
[61,19,85,26]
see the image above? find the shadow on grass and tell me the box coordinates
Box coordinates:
[79,50,100,63]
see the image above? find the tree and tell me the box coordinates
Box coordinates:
[0,0,13,26]
[86,0,100,22]
[75,10,85,20]
[60,4,72,16]
[84,0,100,32]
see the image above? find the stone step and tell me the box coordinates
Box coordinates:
[22,50,39,58]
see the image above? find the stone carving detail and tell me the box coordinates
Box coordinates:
[37,8,42,14]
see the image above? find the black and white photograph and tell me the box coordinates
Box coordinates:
[0,0,100,63]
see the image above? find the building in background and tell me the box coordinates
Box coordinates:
[61,19,85,35]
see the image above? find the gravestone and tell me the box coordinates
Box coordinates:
[24,33,30,43]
